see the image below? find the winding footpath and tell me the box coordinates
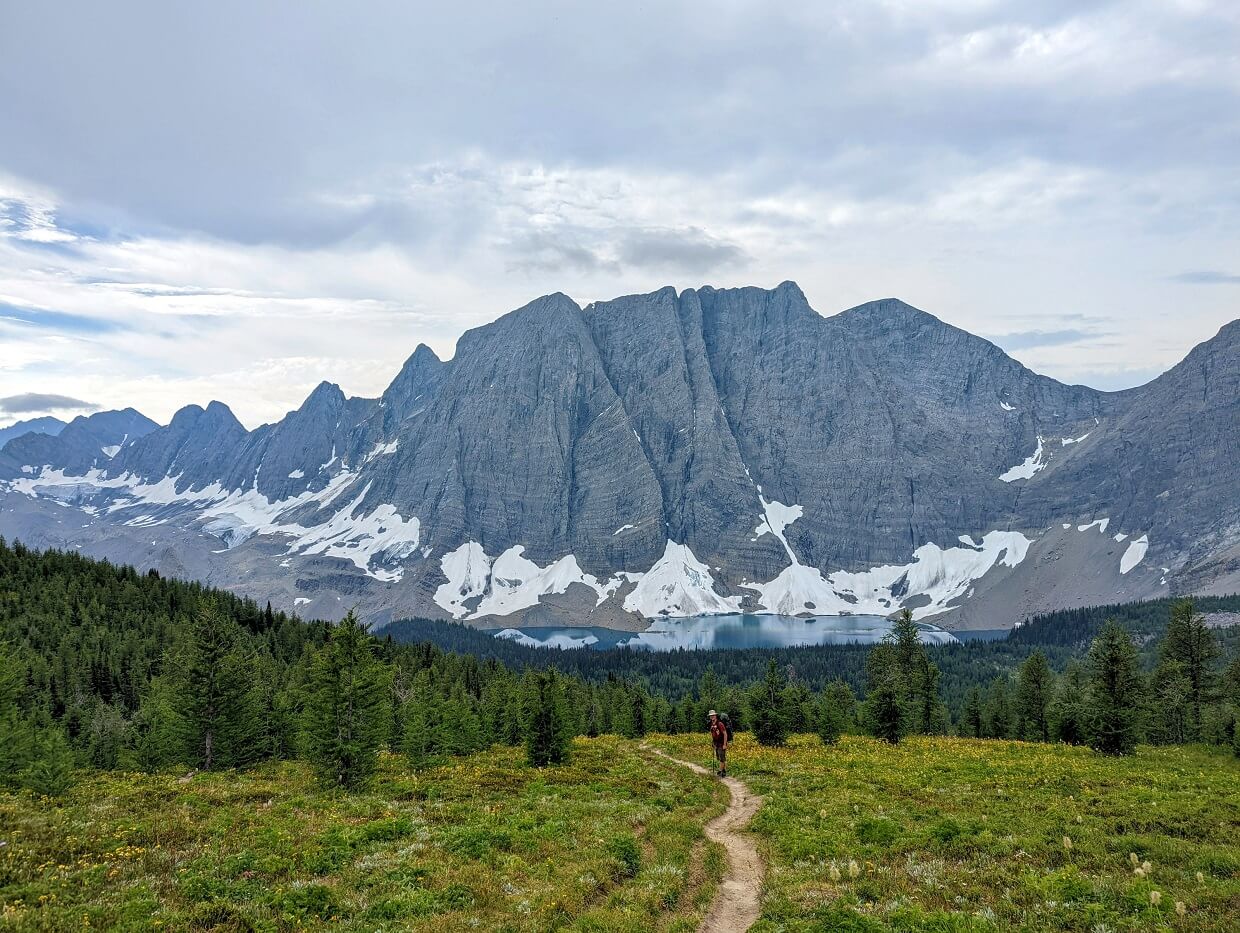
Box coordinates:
[645,745,765,933]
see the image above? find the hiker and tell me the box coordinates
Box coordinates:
[708,709,729,777]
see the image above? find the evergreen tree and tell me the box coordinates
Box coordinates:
[1086,620,1144,755]
[440,686,484,756]
[1049,662,1088,745]
[1158,599,1217,741]
[866,670,905,744]
[524,670,572,767]
[24,726,75,796]
[983,676,1012,739]
[862,641,906,744]
[823,680,858,734]
[1016,651,1054,742]
[913,651,948,734]
[0,643,34,787]
[961,687,984,738]
[177,602,261,770]
[1148,657,1191,745]
[401,671,443,769]
[815,691,842,745]
[303,611,392,788]
[130,676,187,771]
[748,660,790,746]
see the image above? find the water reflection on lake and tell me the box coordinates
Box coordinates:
[491,613,959,652]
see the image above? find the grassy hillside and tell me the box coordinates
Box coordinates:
[651,733,1239,932]
[5,733,1237,931]
[0,736,722,931]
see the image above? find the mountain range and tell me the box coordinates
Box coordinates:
[2,283,1236,631]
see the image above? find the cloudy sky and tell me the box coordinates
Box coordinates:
[2,1,1238,429]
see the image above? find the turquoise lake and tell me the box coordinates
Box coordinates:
[489,613,968,652]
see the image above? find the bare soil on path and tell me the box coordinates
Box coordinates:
[645,745,765,933]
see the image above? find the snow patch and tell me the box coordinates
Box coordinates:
[745,530,1032,619]
[288,469,305,479]
[999,437,1047,482]
[100,445,121,458]
[7,464,420,580]
[1120,535,1149,574]
[434,542,492,618]
[1113,532,1128,542]
[623,541,741,617]
[613,524,635,536]
[753,496,803,560]
[363,439,399,462]
[1062,431,1091,445]
[1000,401,1016,411]
[471,546,618,617]
[1077,518,1110,534]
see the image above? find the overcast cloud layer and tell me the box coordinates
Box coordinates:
[1,1,1237,428]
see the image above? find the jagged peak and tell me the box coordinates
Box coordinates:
[300,380,346,410]
[836,297,939,323]
[168,400,243,432]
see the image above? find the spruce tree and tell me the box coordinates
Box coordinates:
[1159,599,1217,741]
[401,670,443,768]
[1049,662,1088,745]
[983,676,1012,739]
[24,726,75,796]
[866,671,905,744]
[303,611,392,788]
[748,660,790,746]
[130,676,187,771]
[823,680,858,734]
[524,670,572,767]
[961,687,984,738]
[0,643,34,787]
[1086,619,1144,755]
[862,642,905,744]
[177,602,261,771]
[815,691,842,745]
[1016,651,1054,742]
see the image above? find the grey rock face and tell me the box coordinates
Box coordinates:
[0,407,156,475]
[0,416,66,449]
[1,285,1235,630]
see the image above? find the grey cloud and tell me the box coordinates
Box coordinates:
[1,2,1238,248]
[505,233,619,276]
[1169,270,1240,284]
[0,392,99,414]
[990,329,1109,351]
[617,227,747,274]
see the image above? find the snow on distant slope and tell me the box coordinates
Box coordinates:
[622,541,741,617]
[470,545,618,617]
[1120,535,1149,574]
[434,542,492,618]
[7,464,421,580]
[745,529,1032,619]
[999,437,1048,482]
[753,494,803,558]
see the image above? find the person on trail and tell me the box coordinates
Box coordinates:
[708,709,729,777]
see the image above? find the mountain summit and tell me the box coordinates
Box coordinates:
[2,285,1236,630]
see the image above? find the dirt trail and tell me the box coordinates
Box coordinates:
[645,745,764,933]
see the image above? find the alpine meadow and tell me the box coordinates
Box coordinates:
[3,2,1240,931]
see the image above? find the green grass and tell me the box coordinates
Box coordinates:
[650,733,1240,932]
[0,737,723,931]
[6,733,1237,931]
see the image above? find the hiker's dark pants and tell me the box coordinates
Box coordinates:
[714,745,727,769]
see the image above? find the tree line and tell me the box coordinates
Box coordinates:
[2,539,1238,796]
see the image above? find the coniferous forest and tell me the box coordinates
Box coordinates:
[2,538,1239,799]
